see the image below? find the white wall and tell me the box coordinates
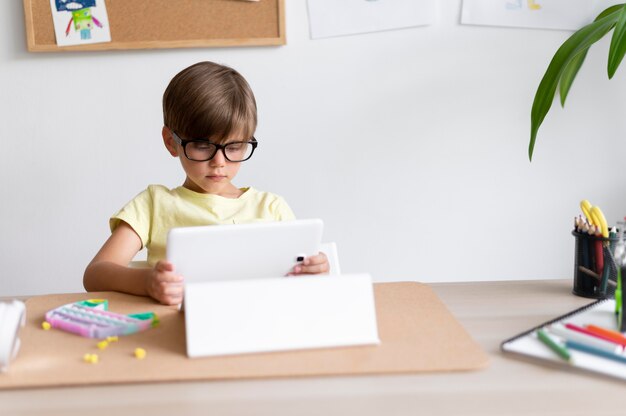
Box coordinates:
[2,1,626,296]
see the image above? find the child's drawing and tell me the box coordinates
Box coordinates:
[527,0,541,10]
[462,0,598,31]
[307,0,436,40]
[55,0,102,40]
[49,0,111,46]
[506,0,541,11]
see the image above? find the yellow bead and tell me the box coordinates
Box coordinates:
[134,348,146,360]
[41,321,51,330]
[96,340,109,350]
[83,353,98,364]
[106,336,119,342]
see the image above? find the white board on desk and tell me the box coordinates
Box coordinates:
[184,274,380,357]
[501,298,626,381]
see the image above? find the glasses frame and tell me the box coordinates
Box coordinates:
[171,131,258,162]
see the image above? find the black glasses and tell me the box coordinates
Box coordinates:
[171,131,258,162]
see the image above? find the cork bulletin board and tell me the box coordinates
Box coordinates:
[23,0,286,52]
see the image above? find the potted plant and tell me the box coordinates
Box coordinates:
[529,4,626,161]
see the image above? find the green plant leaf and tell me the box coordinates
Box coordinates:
[608,5,626,78]
[597,4,626,20]
[529,7,622,161]
[557,7,623,106]
[559,50,588,107]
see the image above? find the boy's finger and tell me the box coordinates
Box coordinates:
[299,263,329,275]
[161,294,183,306]
[157,273,184,283]
[155,261,175,272]
[304,253,327,266]
[306,265,326,274]
[162,285,184,296]
[304,257,321,266]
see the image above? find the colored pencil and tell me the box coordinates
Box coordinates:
[586,325,626,346]
[564,323,626,346]
[537,329,571,361]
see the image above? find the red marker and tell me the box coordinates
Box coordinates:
[564,323,626,346]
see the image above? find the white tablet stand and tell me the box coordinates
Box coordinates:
[184,273,380,357]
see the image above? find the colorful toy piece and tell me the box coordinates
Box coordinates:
[83,353,99,364]
[45,299,158,339]
[134,348,147,360]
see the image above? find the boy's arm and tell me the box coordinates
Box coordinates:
[83,221,150,296]
[84,222,184,305]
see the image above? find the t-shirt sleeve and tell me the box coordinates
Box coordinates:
[273,196,296,221]
[109,188,153,248]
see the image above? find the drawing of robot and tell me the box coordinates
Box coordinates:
[54,0,104,40]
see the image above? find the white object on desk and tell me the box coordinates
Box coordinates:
[184,273,380,358]
[131,241,339,274]
[319,241,340,275]
[167,219,324,283]
[502,298,626,381]
[0,300,26,373]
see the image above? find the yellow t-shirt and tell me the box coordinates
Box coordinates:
[110,185,296,265]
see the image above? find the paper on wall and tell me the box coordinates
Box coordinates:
[307,0,437,40]
[461,0,604,31]
[49,0,111,47]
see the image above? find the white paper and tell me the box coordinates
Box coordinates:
[307,0,437,39]
[49,0,111,47]
[184,274,380,357]
[462,0,599,31]
[502,299,626,381]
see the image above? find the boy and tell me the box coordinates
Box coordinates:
[84,61,328,305]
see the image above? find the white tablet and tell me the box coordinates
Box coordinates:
[166,219,323,283]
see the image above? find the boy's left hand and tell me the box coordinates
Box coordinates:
[289,252,329,275]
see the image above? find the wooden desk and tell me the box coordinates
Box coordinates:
[2,279,622,415]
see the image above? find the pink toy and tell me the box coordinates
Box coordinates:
[45,299,157,339]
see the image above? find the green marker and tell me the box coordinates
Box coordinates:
[616,266,622,323]
[537,329,571,362]
[614,221,626,319]
[617,268,622,315]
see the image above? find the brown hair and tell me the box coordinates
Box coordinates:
[163,61,257,143]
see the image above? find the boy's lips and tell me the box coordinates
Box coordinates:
[206,175,227,181]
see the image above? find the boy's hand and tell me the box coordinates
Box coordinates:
[146,260,184,305]
[290,252,329,275]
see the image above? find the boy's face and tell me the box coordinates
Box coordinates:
[163,127,244,197]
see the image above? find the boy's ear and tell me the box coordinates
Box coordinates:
[162,126,179,157]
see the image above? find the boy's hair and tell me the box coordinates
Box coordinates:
[163,61,257,143]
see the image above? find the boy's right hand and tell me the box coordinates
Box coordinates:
[146,260,184,305]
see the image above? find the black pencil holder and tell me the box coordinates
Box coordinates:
[572,230,618,299]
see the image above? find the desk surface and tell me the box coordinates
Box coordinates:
[2,279,622,416]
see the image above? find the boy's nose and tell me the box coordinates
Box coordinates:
[209,149,226,166]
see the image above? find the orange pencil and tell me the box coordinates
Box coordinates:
[585,325,626,346]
